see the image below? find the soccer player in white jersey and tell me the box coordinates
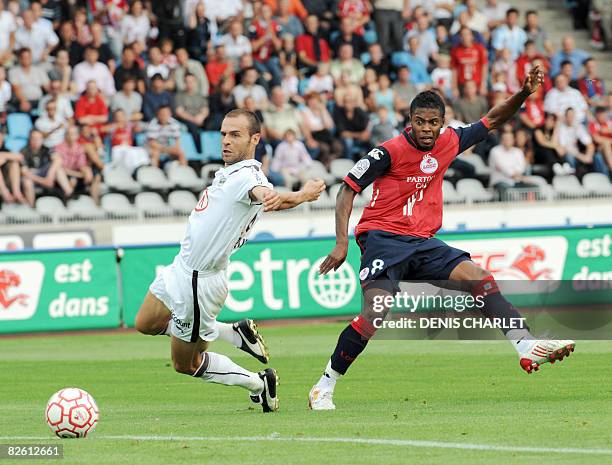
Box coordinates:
[135,109,325,413]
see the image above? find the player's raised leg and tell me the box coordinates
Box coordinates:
[171,335,279,413]
[212,319,270,363]
[309,285,393,410]
[134,291,172,336]
[449,260,575,374]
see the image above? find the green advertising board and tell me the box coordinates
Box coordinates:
[120,226,612,326]
[0,248,121,334]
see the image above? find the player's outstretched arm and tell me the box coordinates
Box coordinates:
[250,179,326,212]
[484,65,544,130]
[319,183,357,275]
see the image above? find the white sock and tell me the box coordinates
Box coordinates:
[316,360,341,391]
[193,352,263,395]
[214,322,242,347]
[506,329,534,354]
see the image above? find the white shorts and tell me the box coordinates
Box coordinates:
[149,256,228,343]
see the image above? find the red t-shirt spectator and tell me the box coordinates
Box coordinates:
[75,93,109,135]
[450,43,488,88]
[206,60,233,91]
[296,34,331,64]
[516,53,549,84]
[338,0,370,35]
[249,18,282,61]
[521,99,545,127]
[111,124,134,146]
[578,78,606,103]
[589,118,612,140]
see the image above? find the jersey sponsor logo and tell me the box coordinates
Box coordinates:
[367,148,384,160]
[349,159,370,179]
[420,154,438,174]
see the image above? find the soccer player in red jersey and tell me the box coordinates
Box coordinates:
[308,66,576,410]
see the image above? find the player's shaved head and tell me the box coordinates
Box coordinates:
[221,110,262,165]
[225,109,261,136]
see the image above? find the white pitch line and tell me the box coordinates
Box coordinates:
[1,435,612,456]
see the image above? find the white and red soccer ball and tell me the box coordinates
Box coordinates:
[45,388,98,438]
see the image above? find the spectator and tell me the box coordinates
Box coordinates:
[187,2,217,62]
[146,105,186,167]
[524,10,553,56]
[14,9,59,63]
[89,22,115,73]
[73,8,92,46]
[265,0,308,19]
[114,45,146,94]
[0,131,25,204]
[492,8,527,60]
[464,0,488,35]
[435,23,452,56]
[372,0,407,56]
[174,73,209,152]
[558,107,607,176]
[482,0,510,30]
[108,109,149,174]
[271,128,313,189]
[305,62,334,98]
[143,74,173,122]
[78,124,105,173]
[202,0,244,28]
[489,130,536,198]
[263,86,305,145]
[54,125,99,202]
[300,92,340,166]
[280,64,302,105]
[296,15,331,75]
[219,19,252,66]
[232,67,269,109]
[9,48,50,113]
[73,46,116,97]
[0,66,12,122]
[492,48,520,94]
[206,76,238,130]
[370,105,397,146]
[47,50,76,96]
[337,0,370,34]
[392,66,418,117]
[449,10,486,46]
[365,43,391,76]
[173,48,209,97]
[578,58,606,107]
[544,74,588,123]
[54,20,83,68]
[450,27,488,97]
[205,45,234,92]
[370,74,395,122]
[550,36,590,79]
[250,3,283,86]
[333,90,370,159]
[519,91,545,130]
[0,1,17,67]
[146,46,170,81]
[120,1,150,46]
[278,33,298,69]
[275,0,305,38]
[393,36,431,87]
[588,107,612,172]
[406,13,439,67]
[30,1,56,35]
[331,17,368,58]
[534,112,572,178]
[330,44,366,85]
[334,70,365,109]
[559,60,580,89]
[38,79,74,122]
[74,80,109,136]
[20,129,73,205]
[515,40,548,86]
[111,76,143,122]
[454,81,489,124]
[34,99,68,149]
[431,54,453,100]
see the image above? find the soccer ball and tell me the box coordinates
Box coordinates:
[45,388,99,438]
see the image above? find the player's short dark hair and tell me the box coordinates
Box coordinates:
[225,109,262,136]
[410,91,446,119]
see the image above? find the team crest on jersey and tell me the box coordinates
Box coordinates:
[367,148,383,160]
[349,159,370,179]
[420,154,438,174]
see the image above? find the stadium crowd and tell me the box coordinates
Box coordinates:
[0,0,611,207]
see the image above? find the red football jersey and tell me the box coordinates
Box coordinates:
[345,119,490,239]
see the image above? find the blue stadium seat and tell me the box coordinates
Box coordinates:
[201,131,222,161]
[360,52,371,65]
[180,131,201,161]
[7,113,33,139]
[298,77,310,95]
[363,29,377,45]
[134,132,146,147]
[4,135,27,153]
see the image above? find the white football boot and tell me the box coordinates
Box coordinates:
[519,339,576,374]
[308,386,336,410]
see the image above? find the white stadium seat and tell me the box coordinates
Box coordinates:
[201,163,223,185]
[103,165,142,194]
[35,196,75,221]
[101,193,138,218]
[1,204,43,223]
[168,190,198,215]
[442,180,465,203]
[135,192,171,217]
[302,160,336,185]
[67,196,106,220]
[582,173,612,195]
[330,159,355,180]
[552,175,588,198]
[168,165,207,192]
[136,166,173,191]
[456,179,495,202]
[459,153,492,175]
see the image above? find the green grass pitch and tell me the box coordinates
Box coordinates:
[1,322,611,465]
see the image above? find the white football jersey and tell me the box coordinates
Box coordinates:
[179,159,272,271]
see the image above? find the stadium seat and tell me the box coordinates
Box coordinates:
[329,182,343,200]
[135,192,171,217]
[309,189,331,209]
[298,78,310,95]
[442,180,465,203]
[101,193,138,218]
[4,135,27,153]
[180,132,202,161]
[459,153,492,175]
[354,184,374,208]
[363,29,377,45]
[330,159,354,180]
[360,52,371,65]
[168,190,197,215]
[67,195,106,220]
[201,163,223,185]
[103,165,142,194]
[201,131,222,161]
[552,175,588,198]
[168,165,206,192]
[302,160,336,185]
[7,113,33,139]
[1,203,42,223]
[581,173,612,195]
[35,196,75,222]
[456,178,495,203]
[134,132,146,147]
[136,166,173,191]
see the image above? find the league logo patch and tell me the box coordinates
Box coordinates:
[349,159,371,179]
[359,267,370,280]
[420,154,438,174]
